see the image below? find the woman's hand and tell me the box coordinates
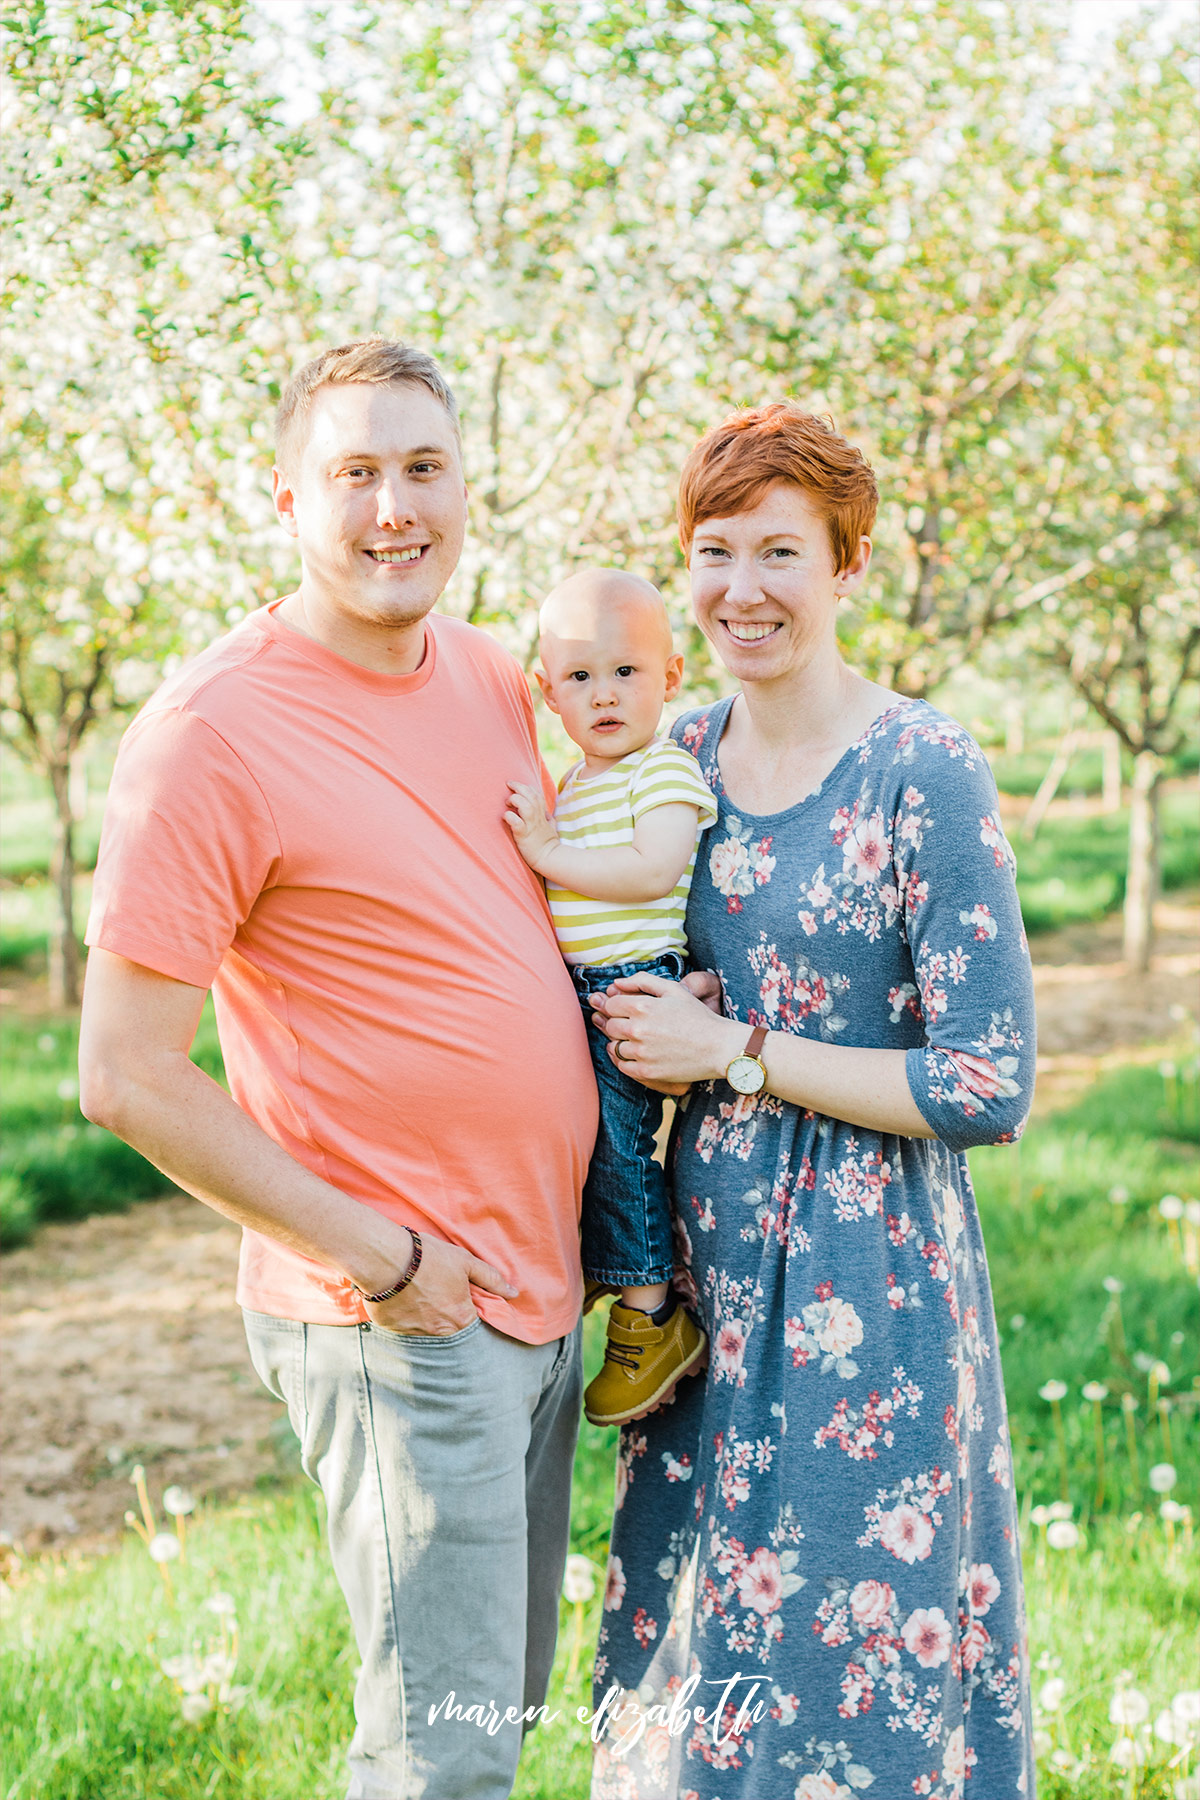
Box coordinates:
[591,973,743,1092]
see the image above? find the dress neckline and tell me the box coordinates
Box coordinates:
[702,692,914,824]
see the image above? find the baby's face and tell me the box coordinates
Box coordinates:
[538,591,683,769]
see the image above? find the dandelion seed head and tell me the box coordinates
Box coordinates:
[1160,1499,1186,1522]
[128,1465,145,1486]
[37,1034,56,1053]
[1030,1505,1050,1527]
[1173,1692,1200,1726]
[1102,1274,1125,1291]
[1149,1360,1171,1385]
[1158,1194,1184,1220]
[1149,1462,1177,1493]
[1108,1735,1140,1768]
[1039,1379,1068,1403]
[1046,1520,1079,1550]
[180,1693,212,1723]
[1186,1200,1200,1226]
[1120,1393,1139,1414]
[1047,1501,1074,1520]
[1009,1314,1026,1331]
[1082,1381,1108,1403]
[562,1553,597,1604]
[148,1532,180,1563]
[203,1592,237,1617]
[1109,1688,1151,1728]
[162,1487,195,1517]
[1039,1676,1067,1712]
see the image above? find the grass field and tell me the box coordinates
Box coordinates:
[2,1057,1196,1799]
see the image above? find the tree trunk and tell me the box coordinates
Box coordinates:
[1102,731,1123,813]
[47,759,81,1009]
[1123,751,1161,973]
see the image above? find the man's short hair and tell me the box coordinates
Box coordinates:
[274,338,460,472]
[677,403,878,574]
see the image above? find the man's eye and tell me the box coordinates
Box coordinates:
[412,461,440,474]
[616,665,634,678]
[346,467,372,479]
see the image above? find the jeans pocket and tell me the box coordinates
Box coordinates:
[368,1316,484,1348]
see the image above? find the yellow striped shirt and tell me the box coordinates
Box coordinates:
[547,738,718,967]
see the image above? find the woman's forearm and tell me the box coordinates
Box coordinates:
[748,1028,934,1139]
[598,977,934,1138]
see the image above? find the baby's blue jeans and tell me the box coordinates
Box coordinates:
[572,948,685,1288]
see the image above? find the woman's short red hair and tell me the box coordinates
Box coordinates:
[677,403,878,573]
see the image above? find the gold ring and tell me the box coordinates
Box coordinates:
[615,1040,630,1059]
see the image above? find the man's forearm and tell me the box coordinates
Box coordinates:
[85,1051,414,1295]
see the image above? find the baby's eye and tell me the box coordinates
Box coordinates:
[616,665,634,678]
[568,670,590,682]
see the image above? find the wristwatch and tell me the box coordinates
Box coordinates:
[725,1026,768,1096]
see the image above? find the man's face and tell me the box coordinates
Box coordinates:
[273,382,467,632]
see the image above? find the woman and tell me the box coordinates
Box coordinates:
[588,405,1036,1800]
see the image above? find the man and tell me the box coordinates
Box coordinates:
[78,339,598,1800]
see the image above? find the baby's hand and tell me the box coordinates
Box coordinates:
[504,781,561,873]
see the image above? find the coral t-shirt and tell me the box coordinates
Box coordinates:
[86,602,597,1342]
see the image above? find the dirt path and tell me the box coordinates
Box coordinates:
[2,895,1196,1554]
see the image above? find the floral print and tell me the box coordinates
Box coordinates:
[592,698,1037,1800]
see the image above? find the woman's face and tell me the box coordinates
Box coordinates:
[688,479,870,689]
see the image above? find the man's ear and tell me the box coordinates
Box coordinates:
[534,666,560,715]
[272,466,299,539]
[664,652,685,702]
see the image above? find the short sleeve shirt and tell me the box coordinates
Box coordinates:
[546,737,718,966]
[86,603,598,1341]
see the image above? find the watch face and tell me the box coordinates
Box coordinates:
[726,1055,766,1096]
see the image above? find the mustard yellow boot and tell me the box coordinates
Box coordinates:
[583,1300,707,1427]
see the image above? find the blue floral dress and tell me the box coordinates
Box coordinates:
[592,698,1037,1800]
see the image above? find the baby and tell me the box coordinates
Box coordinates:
[506,568,717,1427]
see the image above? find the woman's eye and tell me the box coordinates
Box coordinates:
[616,665,634,678]
[767,547,796,559]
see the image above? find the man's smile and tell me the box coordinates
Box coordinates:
[366,545,427,563]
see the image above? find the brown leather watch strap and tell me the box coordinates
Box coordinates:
[745,1026,768,1058]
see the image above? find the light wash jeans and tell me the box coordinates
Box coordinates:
[243,1310,582,1800]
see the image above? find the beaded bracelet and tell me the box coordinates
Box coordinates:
[356,1232,423,1304]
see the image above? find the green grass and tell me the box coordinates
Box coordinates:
[1013,790,1199,936]
[972,1060,1199,1512]
[2,1063,1197,1798]
[0,1003,226,1248]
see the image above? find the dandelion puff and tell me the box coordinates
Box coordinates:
[180,1693,212,1723]
[1161,1499,1186,1522]
[1030,1505,1050,1527]
[1155,1709,1181,1745]
[160,1655,191,1681]
[1102,1275,1125,1292]
[162,1487,195,1517]
[1149,1462,1177,1493]
[1032,1728,1053,1757]
[1159,1195,1184,1220]
[1039,1379,1068,1402]
[1109,1688,1151,1728]
[148,1533,180,1563]
[1046,1520,1079,1550]
[1173,1692,1200,1726]
[1039,1677,1067,1713]
[1009,1314,1026,1331]
[203,1592,237,1617]
[1109,1736,1139,1768]
[1082,1381,1108,1403]
[562,1554,597,1604]
[1048,1501,1074,1521]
